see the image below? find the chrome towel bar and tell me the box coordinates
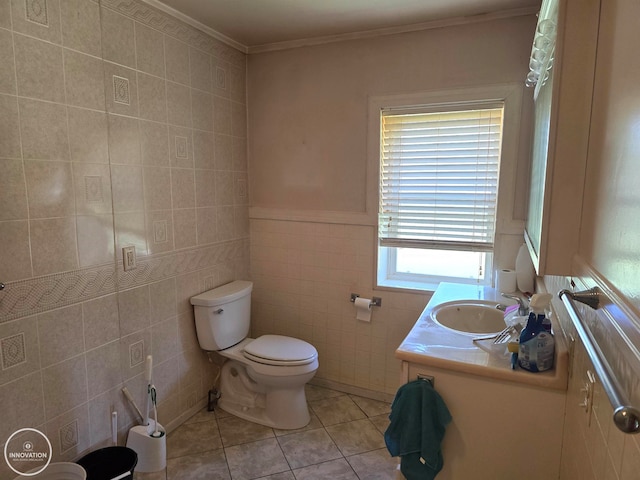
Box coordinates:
[559,288,640,434]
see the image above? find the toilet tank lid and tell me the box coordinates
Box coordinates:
[190,280,253,307]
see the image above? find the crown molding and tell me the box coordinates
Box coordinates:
[248,6,539,54]
[140,0,248,54]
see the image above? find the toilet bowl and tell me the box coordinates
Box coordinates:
[190,281,319,429]
[216,337,318,429]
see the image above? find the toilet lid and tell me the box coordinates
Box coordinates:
[243,335,317,366]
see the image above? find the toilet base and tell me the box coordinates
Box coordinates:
[218,393,310,430]
[218,360,313,429]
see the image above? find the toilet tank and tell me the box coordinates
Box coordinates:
[190,280,253,351]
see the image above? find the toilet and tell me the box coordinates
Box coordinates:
[190,280,318,429]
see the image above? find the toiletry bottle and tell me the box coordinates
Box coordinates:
[518,293,555,372]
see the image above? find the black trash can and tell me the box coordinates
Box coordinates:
[77,446,137,480]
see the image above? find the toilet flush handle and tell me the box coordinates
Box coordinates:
[214,308,224,314]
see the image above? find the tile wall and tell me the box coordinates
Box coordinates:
[249,219,431,397]
[0,0,248,474]
[545,275,640,480]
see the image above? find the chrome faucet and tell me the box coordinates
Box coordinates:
[501,293,529,316]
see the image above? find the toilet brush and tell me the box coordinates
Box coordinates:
[125,355,166,472]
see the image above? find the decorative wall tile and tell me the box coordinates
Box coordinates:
[25,0,49,26]
[59,419,78,453]
[73,164,112,215]
[113,75,130,105]
[236,178,247,199]
[175,136,188,159]
[154,220,168,244]
[103,63,138,115]
[1,333,27,369]
[129,340,144,368]
[215,65,227,90]
[84,176,104,203]
[0,265,117,322]
[2,0,248,468]
[101,0,245,66]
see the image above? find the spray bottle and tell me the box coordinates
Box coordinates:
[518,293,555,372]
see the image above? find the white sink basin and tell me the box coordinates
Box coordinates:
[430,300,507,334]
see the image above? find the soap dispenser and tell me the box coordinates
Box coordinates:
[518,293,555,372]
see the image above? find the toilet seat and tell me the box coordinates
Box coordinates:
[243,335,317,366]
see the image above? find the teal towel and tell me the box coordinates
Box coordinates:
[384,380,452,480]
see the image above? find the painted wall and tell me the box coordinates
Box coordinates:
[0,0,248,474]
[580,0,640,311]
[247,15,537,396]
[553,0,640,478]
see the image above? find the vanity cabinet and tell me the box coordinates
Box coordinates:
[400,361,565,480]
[524,0,600,275]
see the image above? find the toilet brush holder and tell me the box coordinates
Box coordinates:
[125,421,166,473]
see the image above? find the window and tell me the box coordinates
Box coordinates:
[377,102,505,291]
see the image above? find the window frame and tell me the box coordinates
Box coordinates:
[368,84,526,292]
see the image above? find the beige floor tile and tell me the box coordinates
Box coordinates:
[346,448,399,479]
[326,419,387,456]
[274,410,323,437]
[167,420,222,459]
[218,414,274,447]
[155,387,394,479]
[254,473,295,480]
[185,407,218,425]
[225,438,290,480]
[369,413,391,435]
[305,384,344,402]
[309,395,366,427]
[277,428,342,469]
[349,395,391,417]
[134,470,167,480]
[292,458,359,480]
[166,448,230,480]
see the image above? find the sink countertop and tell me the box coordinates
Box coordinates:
[395,282,569,391]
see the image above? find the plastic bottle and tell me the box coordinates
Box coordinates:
[518,293,554,372]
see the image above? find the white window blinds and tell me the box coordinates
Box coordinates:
[379,106,504,252]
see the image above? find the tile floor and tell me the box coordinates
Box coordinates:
[135,385,399,480]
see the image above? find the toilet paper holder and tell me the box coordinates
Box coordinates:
[350,293,382,307]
